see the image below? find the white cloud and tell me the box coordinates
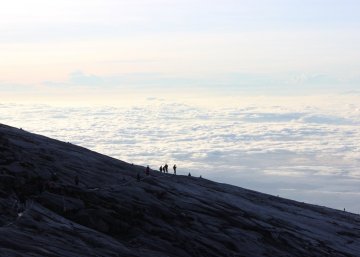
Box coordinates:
[1,95,360,212]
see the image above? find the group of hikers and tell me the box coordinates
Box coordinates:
[159,163,176,174]
[143,163,177,177]
[138,163,197,181]
[142,163,195,178]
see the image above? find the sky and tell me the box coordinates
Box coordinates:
[1,0,360,103]
[1,1,360,212]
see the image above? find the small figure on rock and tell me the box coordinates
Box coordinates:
[74,175,79,186]
[173,164,177,175]
[164,163,168,173]
[51,172,59,182]
[146,165,150,176]
[13,186,27,213]
[188,172,191,177]
[35,176,45,194]
[160,166,163,173]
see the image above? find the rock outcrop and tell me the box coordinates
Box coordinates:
[0,123,359,257]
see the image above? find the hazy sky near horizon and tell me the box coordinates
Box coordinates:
[1,0,360,103]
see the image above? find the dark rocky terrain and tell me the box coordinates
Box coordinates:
[0,123,360,257]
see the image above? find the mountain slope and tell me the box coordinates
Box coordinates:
[0,123,359,257]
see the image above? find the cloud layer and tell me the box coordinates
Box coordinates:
[1,96,360,212]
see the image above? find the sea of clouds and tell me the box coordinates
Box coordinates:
[1,95,360,213]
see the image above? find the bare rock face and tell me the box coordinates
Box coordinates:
[0,123,360,257]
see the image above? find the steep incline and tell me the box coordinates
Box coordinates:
[0,123,359,257]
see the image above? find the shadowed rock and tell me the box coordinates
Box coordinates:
[0,123,360,257]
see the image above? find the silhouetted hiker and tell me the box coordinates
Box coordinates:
[17,193,26,213]
[75,175,79,186]
[188,172,191,177]
[173,164,177,175]
[46,180,55,191]
[137,173,140,181]
[51,172,59,182]
[164,164,168,173]
[14,186,27,213]
[146,165,150,176]
[160,166,163,173]
[199,175,202,178]
[32,176,45,194]
[39,177,45,193]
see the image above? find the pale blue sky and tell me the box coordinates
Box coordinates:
[1,0,360,102]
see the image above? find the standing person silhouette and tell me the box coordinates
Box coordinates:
[164,163,168,173]
[74,175,79,186]
[159,166,163,173]
[173,164,177,175]
[146,165,150,176]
